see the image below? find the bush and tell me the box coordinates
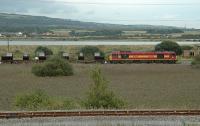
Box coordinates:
[47,98,77,110]
[15,90,51,110]
[15,90,78,110]
[84,66,125,109]
[32,56,73,77]
[191,55,200,68]
[79,46,104,60]
[155,40,183,55]
[35,46,53,56]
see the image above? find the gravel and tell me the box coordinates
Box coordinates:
[0,116,200,126]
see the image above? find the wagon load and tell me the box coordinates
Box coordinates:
[1,53,13,63]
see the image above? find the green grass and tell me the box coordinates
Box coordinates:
[0,63,200,110]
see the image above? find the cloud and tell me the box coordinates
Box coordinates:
[85,10,95,15]
[0,0,200,28]
[161,14,178,20]
[0,0,77,17]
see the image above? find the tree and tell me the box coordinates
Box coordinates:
[155,40,183,55]
[181,45,193,50]
[147,29,183,34]
[35,46,53,56]
[84,66,125,109]
[69,30,76,36]
[79,46,104,60]
[32,56,73,77]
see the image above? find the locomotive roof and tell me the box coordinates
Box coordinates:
[111,51,176,55]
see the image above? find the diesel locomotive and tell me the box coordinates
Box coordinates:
[108,51,177,64]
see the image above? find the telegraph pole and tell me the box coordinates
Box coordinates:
[7,35,10,52]
[6,21,10,52]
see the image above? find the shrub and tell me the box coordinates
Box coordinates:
[35,46,53,56]
[191,55,200,68]
[32,56,73,77]
[79,46,104,60]
[15,90,78,110]
[57,51,65,57]
[47,98,77,110]
[155,40,183,55]
[15,90,51,110]
[84,66,125,109]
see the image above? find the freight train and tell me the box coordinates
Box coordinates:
[0,51,177,64]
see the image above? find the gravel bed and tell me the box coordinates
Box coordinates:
[0,116,200,126]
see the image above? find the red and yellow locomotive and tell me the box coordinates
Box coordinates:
[108,51,177,64]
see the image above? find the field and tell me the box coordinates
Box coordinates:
[0,63,200,110]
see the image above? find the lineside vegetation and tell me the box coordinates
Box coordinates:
[15,90,77,110]
[84,66,125,109]
[191,55,200,68]
[15,66,125,110]
[32,56,73,77]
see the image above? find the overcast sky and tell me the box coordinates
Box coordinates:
[1,0,200,28]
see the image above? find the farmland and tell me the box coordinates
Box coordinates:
[0,63,200,110]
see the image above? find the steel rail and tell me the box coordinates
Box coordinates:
[1,110,200,119]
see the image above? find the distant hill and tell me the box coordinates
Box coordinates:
[0,13,183,33]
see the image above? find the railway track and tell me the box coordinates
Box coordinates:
[0,110,200,119]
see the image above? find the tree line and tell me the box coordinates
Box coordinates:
[69,30,123,36]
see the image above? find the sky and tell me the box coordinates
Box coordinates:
[1,0,200,28]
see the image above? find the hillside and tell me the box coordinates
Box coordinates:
[0,13,182,33]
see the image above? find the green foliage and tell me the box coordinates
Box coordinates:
[79,46,104,60]
[181,45,193,50]
[57,51,65,57]
[147,28,183,34]
[155,40,183,55]
[62,99,77,109]
[181,34,200,39]
[15,90,78,110]
[32,56,73,77]
[47,98,77,110]
[15,90,51,110]
[35,46,53,56]
[84,66,125,109]
[69,30,123,36]
[191,55,200,68]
